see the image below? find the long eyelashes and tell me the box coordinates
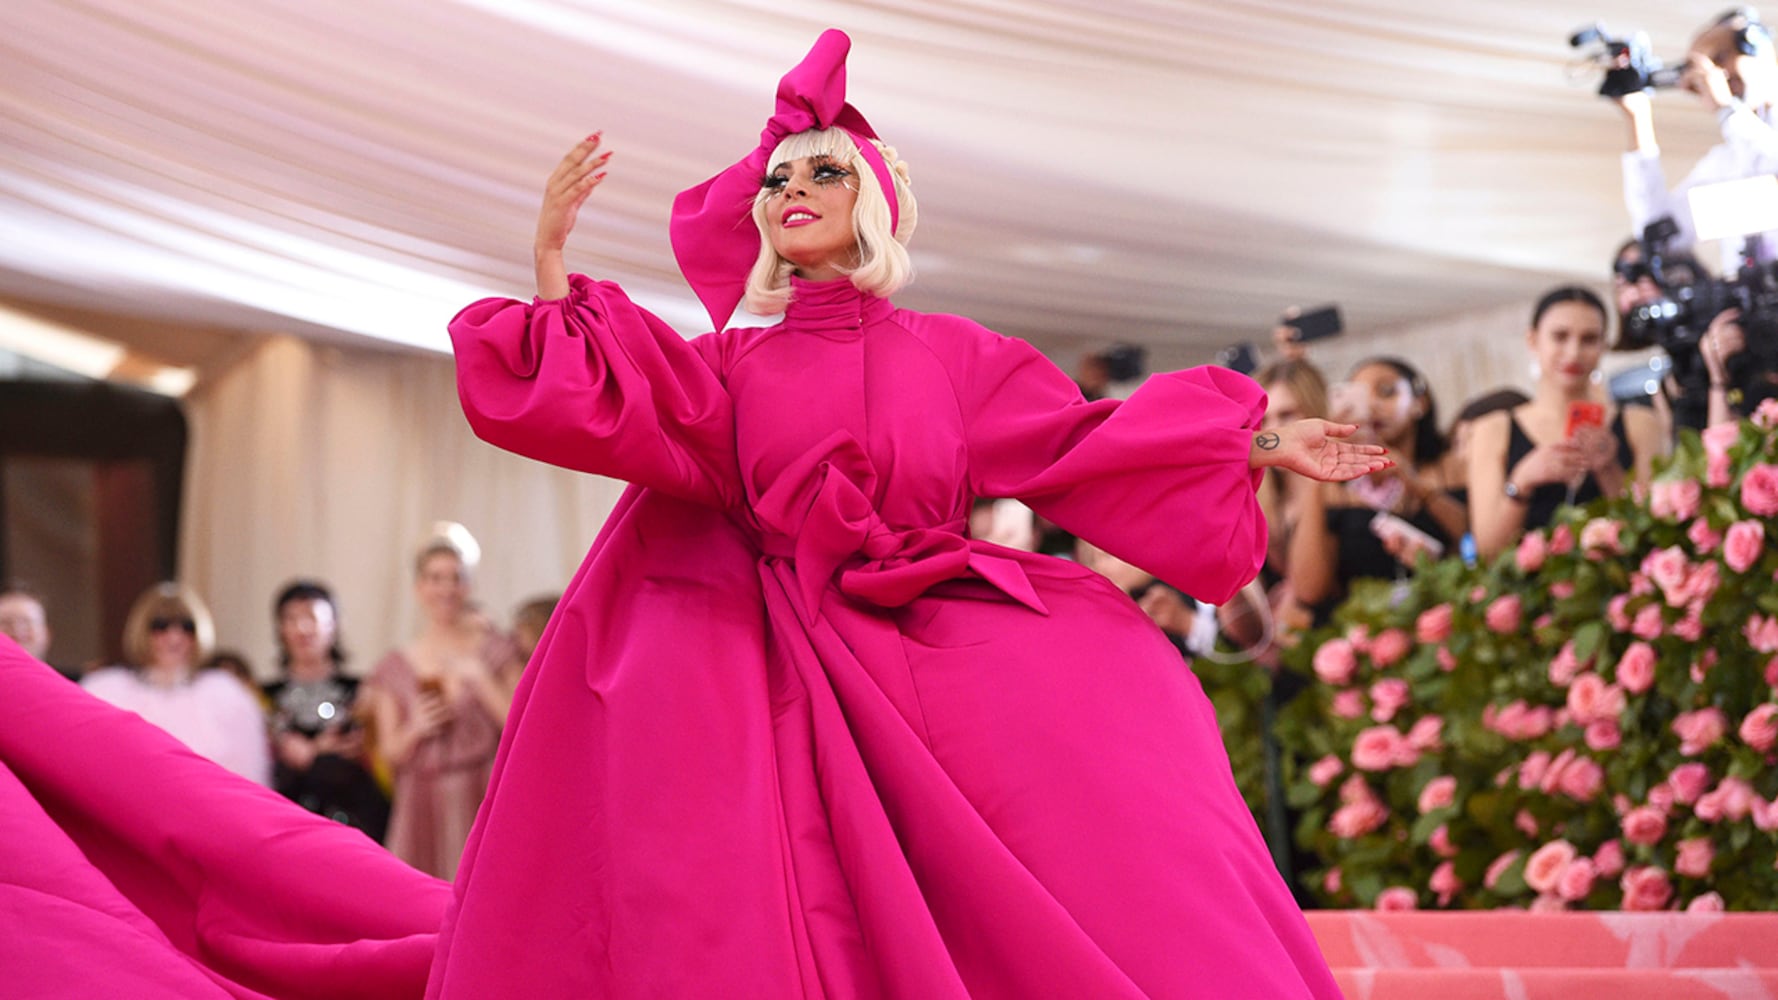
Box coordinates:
[759,158,853,195]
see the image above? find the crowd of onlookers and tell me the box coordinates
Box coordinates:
[0,524,558,882]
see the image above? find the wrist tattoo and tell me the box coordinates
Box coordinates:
[1255,432,1281,451]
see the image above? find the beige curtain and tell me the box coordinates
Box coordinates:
[179,336,625,679]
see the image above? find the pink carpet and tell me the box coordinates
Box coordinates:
[1308,911,1778,999]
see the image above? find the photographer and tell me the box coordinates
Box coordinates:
[1614,236,1778,429]
[1614,8,1778,267]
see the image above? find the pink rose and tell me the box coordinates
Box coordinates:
[1346,625,1372,652]
[1709,451,1732,488]
[1484,850,1522,891]
[1308,754,1344,787]
[1516,809,1540,838]
[1744,464,1778,517]
[1369,678,1411,722]
[1436,646,1457,672]
[1430,860,1462,906]
[1549,642,1586,687]
[1487,700,1556,741]
[1675,561,1720,608]
[1328,798,1389,839]
[1581,517,1624,555]
[1352,725,1407,772]
[1594,840,1626,878]
[1518,750,1552,791]
[1615,641,1657,693]
[1756,398,1778,428]
[1726,520,1767,574]
[1714,777,1755,821]
[1418,775,1457,814]
[1754,797,1778,833]
[1630,572,1655,597]
[1430,823,1458,858]
[1529,893,1568,913]
[1375,887,1418,911]
[1748,616,1778,655]
[1549,524,1575,555]
[1312,638,1358,685]
[1415,604,1453,644]
[1672,707,1729,756]
[1687,892,1727,913]
[1485,594,1523,634]
[1703,421,1740,461]
[1558,757,1605,802]
[1674,605,1704,642]
[1643,546,1690,599]
[1556,856,1598,902]
[1631,603,1665,640]
[1740,703,1778,752]
[1567,674,1626,726]
[1585,718,1622,751]
[1622,806,1668,846]
[1330,689,1365,719]
[1667,763,1711,805]
[1525,840,1578,893]
[1768,655,1778,688]
[1550,580,1576,599]
[1649,784,1675,812]
[1687,518,1723,555]
[1675,837,1715,879]
[1607,594,1633,631]
[1652,479,1702,521]
[1406,714,1444,751]
[1621,866,1674,911]
[1369,628,1411,668]
[1516,531,1548,573]
[1323,868,1343,894]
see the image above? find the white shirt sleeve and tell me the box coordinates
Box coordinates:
[1623,107,1778,263]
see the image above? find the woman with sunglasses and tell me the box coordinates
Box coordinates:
[80,581,271,784]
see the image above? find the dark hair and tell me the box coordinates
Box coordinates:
[273,579,345,668]
[1452,387,1531,428]
[1530,285,1609,331]
[1349,356,1447,464]
[0,580,45,609]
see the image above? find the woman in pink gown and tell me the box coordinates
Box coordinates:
[429,30,1372,999]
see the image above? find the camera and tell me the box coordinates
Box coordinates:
[1569,23,1687,98]
[1623,216,1778,394]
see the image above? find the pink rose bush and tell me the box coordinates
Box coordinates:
[1275,413,1778,911]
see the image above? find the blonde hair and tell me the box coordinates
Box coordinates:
[121,582,216,669]
[743,128,918,316]
[1254,359,1330,420]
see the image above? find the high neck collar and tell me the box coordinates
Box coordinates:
[783,275,893,340]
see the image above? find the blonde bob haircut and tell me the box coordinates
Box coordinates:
[743,128,918,316]
[121,581,217,669]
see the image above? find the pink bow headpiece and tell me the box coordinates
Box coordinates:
[670,29,900,332]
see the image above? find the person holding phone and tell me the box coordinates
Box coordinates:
[1287,356,1464,623]
[1468,287,1664,561]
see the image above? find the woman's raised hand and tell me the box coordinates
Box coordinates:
[1252,420,1393,482]
[534,134,612,299]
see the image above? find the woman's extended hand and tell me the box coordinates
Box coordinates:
[1252,420,1392,482]
[535,133,613,300]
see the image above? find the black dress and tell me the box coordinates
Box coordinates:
[263,674,389,842]
[1504,410,1634,533]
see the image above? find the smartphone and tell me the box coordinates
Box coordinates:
[1370,511,1446,560]
[1280,305,1344,344]
[1215,342,1259,376]
[1565,400,1606,439]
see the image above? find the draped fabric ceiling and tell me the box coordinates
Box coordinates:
[0,0,1734,373]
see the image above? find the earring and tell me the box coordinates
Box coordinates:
[1590,368,1605,386]
[1529,359,1542,382]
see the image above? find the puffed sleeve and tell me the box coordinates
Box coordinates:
[955,329,1266,605]
[449,274,741,508]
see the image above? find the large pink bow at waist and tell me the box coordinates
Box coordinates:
[751,433,1048,622]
